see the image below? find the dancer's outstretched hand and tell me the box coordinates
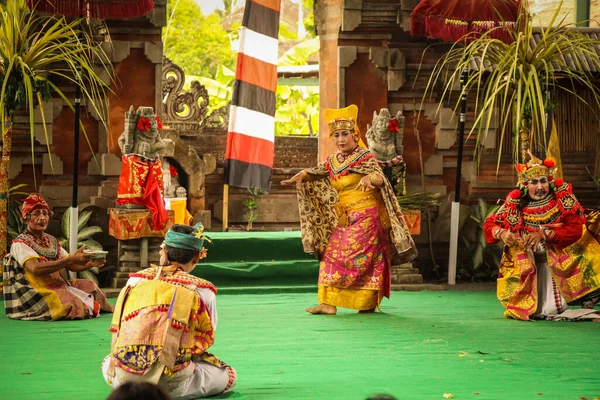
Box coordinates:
[281,171,307,188]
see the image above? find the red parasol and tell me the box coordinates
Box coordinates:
[411,0,520,43]
[26,0,155,266]
[27,0,154,19]
[410,0,520,284]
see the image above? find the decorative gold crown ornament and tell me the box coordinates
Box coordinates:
[324,104,359,138]
[515,151,556,186]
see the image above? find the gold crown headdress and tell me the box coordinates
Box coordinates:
[324,104,359,138]
[515,151,556,187]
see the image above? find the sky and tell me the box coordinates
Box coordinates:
[197,0,223,14]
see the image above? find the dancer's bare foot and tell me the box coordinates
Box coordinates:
[358,308,376,314]
[305,304,337,315]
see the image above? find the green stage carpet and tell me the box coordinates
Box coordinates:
[1,291,599,400]
[192,231,319,287]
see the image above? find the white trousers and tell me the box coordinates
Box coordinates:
[532,260,569,318]
[102,355,235,399]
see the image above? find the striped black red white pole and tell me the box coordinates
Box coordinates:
[223,0,281,230]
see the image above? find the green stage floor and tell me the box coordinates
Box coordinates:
[1,291,599,400]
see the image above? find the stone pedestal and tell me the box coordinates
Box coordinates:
[108,208,174,289]
[391,263,423,285]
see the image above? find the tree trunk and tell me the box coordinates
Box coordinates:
[0,117,13,257]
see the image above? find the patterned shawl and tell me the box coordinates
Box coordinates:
[297,147,417,263]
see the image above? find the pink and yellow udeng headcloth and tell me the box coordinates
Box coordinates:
[515,152,556,187]
[324,104,359,139]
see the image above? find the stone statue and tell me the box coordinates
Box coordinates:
[162,158,187,199]
[115,105,168,229]
[176,186,187,198]
[118,105,167,158]
[366,108,407,196]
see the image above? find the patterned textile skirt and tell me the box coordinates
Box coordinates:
[318,205,392,310]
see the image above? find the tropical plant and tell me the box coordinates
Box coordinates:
[396,191,441,212]
[241,188,266,231]
[163,0,237,78]
[423,0,600,168]
[458,199,502,282]
[58,207,104,284]
[6,183,28,241]
[0,0,113,255]
[185,65,235,114]
[276,38,320,136]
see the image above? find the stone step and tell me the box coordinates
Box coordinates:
[90,196,115,209]
[391,274,423,285]
[111,277,128,288]
[392,267,420,275]
[120,253,161,262]
[391,283,446,292]
[117,266,146,273]
[98,180,118,198]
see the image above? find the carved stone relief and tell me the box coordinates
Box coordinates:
[161,57,229,135]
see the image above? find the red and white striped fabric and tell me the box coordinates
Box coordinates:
[224,0,281,191]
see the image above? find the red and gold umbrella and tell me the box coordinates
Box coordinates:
[410,0,520,284]
[27,0,154,19]
[411,0,520,43]
[26,0,155,260]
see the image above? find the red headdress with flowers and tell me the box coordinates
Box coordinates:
[21,193,51,219]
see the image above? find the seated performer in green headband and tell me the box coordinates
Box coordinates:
[102,223,236,398]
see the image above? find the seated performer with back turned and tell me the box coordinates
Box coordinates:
[3,193,113,320]
[484,152,600,320]
[282,104,417,315]
[102,223,236,399]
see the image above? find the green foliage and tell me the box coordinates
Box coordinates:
[422,0,600,166]
[457,199,502,282]
[58,207,104,284]
[0,0,112,182]
[163,0,237,78]
[396,192,441,212]
[278,38,319,67]
[302,0,315,37]
[7,200,24,242]
[275,39,320,136]
[185,65,235,113]
[7,184,27,241]
[242,188,266,231]
[275,85,319,136]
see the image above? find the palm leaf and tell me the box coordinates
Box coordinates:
[80,239,103,252]
[77,210,93,233]
[420,0,600,166]
[77,226,102,241]
[61,207,71,240]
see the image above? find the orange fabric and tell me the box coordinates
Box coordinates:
[225,132,275,167]
[403,209,421,235]
[116,155,167,229]
[235,53,277,92]
[250,0,281,12]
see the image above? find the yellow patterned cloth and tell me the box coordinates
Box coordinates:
[109,272,217,374]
